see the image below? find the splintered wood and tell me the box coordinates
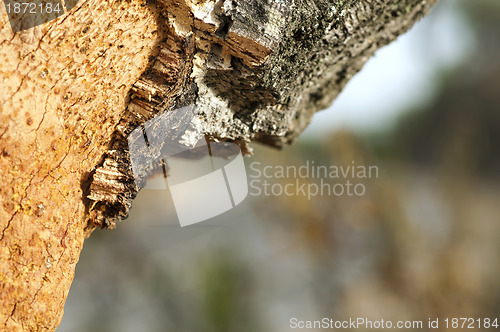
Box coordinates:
[87,0,437,229]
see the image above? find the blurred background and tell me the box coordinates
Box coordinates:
[59,0,500,330]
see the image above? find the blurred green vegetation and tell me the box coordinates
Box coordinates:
[199,252,259,332]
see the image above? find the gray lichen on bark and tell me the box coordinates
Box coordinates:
[195,0,437,146]
[87,0,437,229]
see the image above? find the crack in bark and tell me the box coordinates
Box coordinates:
[0,211,18,241]
[0,134,69,241]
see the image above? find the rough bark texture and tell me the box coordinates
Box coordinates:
[0,0,436,330]
[0,1,161,330]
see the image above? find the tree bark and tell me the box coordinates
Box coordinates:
[0,0,436,330]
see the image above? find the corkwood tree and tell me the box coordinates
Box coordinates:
[0,0,436,330]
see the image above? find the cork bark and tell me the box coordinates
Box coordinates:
[0,0,436,330]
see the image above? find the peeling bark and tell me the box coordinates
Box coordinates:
[87,0,438,229]
[0,0,436,330]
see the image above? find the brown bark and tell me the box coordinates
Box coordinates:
[0,1,161,330]
[0,0,436,330]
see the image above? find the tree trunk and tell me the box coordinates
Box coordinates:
[0,0,436,330]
